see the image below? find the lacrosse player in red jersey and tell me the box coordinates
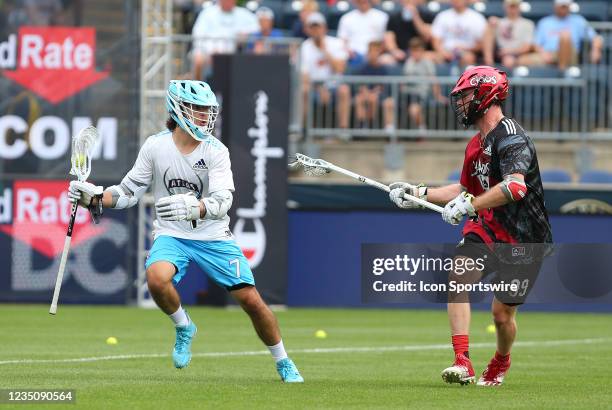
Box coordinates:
[389,66,552,386]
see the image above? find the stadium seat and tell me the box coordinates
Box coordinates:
[512,66,562,78]
[579,170,612,184]
[471,1,504,18]
[541,169,572,183]
[572,1,608,22]
[447,169,461,182]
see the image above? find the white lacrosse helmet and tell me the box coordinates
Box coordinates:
[166,80,220,141]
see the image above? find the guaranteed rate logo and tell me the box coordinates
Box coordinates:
[0,27,109,104]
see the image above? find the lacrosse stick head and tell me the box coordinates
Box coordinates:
[69,126,99,182]
[289,153,332,177]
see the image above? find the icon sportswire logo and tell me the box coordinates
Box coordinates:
[0,27,109,104]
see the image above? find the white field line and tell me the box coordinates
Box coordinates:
[0,337,608,366]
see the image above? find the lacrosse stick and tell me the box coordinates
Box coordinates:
[289,153,444,213]
[49,126,99,315]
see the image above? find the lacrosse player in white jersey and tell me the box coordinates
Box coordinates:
[68,80,303,382]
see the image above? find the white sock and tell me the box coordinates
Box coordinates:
[267,340,288,362]
[169,305,189,327]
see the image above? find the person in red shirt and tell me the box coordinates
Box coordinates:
[389,66,552,386]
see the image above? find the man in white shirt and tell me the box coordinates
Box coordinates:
[191,0,259,79]
[67,80,304,383]
[300,12,351,131]
[431,0,487,66]
[337,0,389,66]
[483,0,535,69]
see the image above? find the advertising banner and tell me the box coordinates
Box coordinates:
[212,54,290,304]
[0,179,133,304]
[0,1,140,304]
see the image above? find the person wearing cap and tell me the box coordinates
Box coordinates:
[250,7,285,54]
[292,0,320,39]
[300,12,352,134]
[191,0,259,80]
[526,0,603,69]
[482,0,535,69]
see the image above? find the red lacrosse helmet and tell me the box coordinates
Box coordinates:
[450,65,509,127]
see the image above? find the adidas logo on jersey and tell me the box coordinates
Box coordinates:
[483,145,492,156]
[192,158,208,170]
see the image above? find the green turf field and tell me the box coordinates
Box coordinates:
[1,305,611,409]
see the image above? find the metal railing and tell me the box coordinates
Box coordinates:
[140,31,612,146]
[304,75,590,141]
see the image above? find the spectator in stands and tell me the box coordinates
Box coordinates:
[431,0,487,66]
[300,12,352,132]
[525,0,603,69]
[384,0,434,64]
[403,38,448,132]
[191,0,259,80]
[337,0,389,68]
[24,0,63,26]
[292,0,319,39]
[250,7,284,54]
[353,41,396,132]
[482,0,535,70]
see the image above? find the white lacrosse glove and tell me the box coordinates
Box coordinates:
[389,182,428,209]
[442,192,477,225]
[155,193,201,222]
[68,180,104,208]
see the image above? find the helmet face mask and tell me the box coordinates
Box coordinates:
[177,100,219,138]
[451,87,480,127]
[166,80,220,141]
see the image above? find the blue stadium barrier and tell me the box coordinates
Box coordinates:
[541,169,573,183]
[447,169,461,182]
[287,211,612,310]
[579,170,612,184]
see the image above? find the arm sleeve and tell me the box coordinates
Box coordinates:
[459,147,471,189]
[534,20,546,48]
[191,11,208,53]
[107,138,153,208]
[337,16,348,41]
[497,134,533,176]
[241,9,260,34]
[208,148,235,193]
[431,14,444,39]
[582,18,596,41]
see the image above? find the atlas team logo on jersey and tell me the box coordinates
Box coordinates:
[0,27,109,104]
[233,91,284,268]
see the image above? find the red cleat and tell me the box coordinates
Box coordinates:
[441,353,475,385]
[477,355,511,386]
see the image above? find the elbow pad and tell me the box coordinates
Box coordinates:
[107,178,148,209]
[202,190,233,220]
[500,175,527,202]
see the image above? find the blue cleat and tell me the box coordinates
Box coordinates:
[276,358,304,383]
[173,320,197,369]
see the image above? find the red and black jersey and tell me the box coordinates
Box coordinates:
[460,117,553,244]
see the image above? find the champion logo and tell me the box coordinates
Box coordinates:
[192,158,208,170]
